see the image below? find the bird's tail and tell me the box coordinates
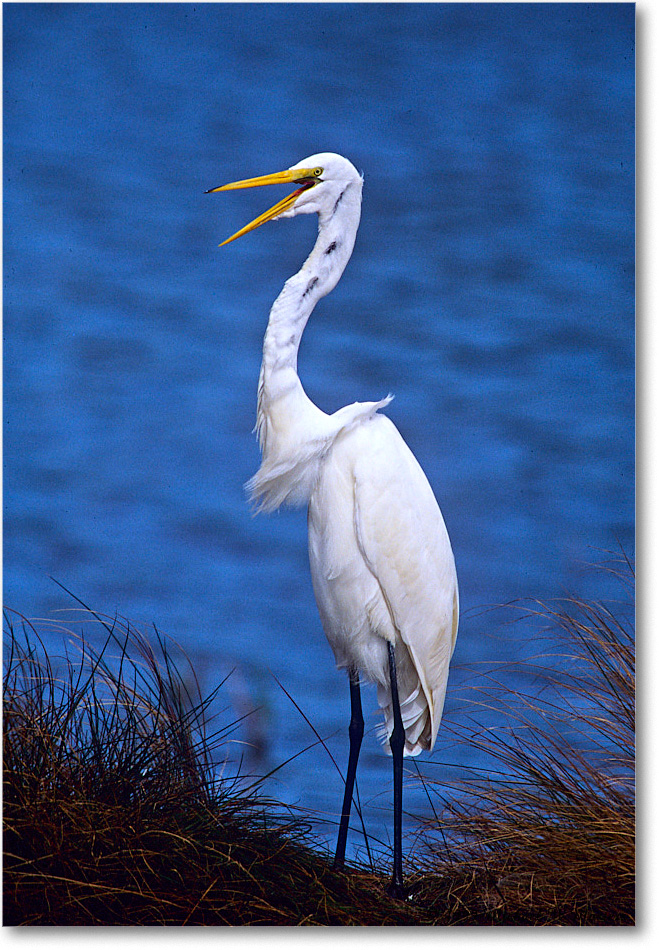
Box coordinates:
[376,659,446,757]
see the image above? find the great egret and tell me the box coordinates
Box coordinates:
[207,153,458,898]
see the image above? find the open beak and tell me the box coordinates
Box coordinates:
[206,167,320,246]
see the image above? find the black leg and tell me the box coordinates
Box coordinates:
[333,670,363,870]
[386,642,406,899]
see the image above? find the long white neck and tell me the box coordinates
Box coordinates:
[255,179,363,448]
[246,174,392,512]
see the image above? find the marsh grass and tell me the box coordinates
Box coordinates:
[408,573,635,925]
[2,610,410,925]
[4,567,634,925]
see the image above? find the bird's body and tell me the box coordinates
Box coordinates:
[208,152,458,894]
[308,412,458,755]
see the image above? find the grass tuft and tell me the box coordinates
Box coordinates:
[409,569,635,925]
[2,611,411,925]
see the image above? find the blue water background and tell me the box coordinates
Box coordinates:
[4,3,634,860]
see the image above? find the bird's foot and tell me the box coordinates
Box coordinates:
[386,878,408,901]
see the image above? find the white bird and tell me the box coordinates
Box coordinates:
[207,152,459,897]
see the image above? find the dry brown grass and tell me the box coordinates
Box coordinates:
[410,565,635,925]
[4,564,634,925]
[2,610,415,925]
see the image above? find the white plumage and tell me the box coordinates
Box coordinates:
[208,152,458,893]
[308,412,458,755]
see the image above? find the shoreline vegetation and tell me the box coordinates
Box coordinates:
[3,565,634,926]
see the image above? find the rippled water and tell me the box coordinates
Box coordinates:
[4,3,634,858]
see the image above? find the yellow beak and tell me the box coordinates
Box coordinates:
[207,167,320,246]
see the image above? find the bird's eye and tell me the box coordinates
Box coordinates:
[313,167,323,178]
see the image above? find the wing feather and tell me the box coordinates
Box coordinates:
[352,415,458,752]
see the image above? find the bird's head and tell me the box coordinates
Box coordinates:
[207,152,362,246]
